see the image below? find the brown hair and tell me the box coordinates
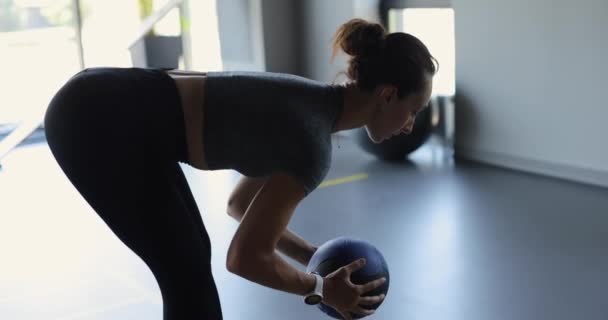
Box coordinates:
[331,18,439,99]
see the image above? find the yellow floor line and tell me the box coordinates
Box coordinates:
[319,173,369,189]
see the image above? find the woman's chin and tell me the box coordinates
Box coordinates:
[369,135,385,144]
[365,128,385,144]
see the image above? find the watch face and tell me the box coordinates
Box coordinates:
[305,295,322,305]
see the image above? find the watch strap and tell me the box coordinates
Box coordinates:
[303,272,324,305]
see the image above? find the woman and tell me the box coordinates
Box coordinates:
[44,18,437,320]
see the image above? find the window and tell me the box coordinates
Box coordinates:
[0,0,80,125]
[385,5,455,96]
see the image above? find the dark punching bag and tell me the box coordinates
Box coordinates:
[356,105,433,161]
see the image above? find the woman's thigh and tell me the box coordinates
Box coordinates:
[54,146,222,319]
[44,68,223,319]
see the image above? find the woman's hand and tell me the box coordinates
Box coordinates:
[322,258,387,320]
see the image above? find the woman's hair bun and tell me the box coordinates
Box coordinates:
[331,18,438,98]
[332,18,386,59]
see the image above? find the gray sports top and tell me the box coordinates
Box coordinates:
[203,71,344,196]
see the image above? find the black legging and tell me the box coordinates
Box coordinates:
[44,67,223,319]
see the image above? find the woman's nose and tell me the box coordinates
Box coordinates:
[399,116,416,134]
[401,123,414,134]
[405,117,415,130]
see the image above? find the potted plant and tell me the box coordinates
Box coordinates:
[135,0,183,68]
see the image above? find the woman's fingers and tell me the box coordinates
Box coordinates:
[353,306,376,317]
[358,293,385,306]
[335,292,385,319]
[357,277,387,294]
[343,258,366,275]
[337,309,352,320]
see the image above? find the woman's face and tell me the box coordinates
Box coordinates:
[365,77,433,144]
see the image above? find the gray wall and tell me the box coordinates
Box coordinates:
[216,0,265,70]
[300,0,354,82]
[257,0,354,77]
[217,0,254,63]
[454,0,608,187]
[259,0,380,79]
[260,0,302,74]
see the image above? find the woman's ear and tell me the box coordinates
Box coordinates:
[386,93,393,104]
[379,85,398,104]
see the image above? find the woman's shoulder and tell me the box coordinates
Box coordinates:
[208,70,328,86]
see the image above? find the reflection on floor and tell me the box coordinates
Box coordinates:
[1,133,607,320]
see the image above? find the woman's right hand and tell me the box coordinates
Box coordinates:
[322,258,387,320]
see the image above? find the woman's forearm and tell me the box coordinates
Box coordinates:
[230,250,317,297]
[276,229,317,266]
[229,213,317,266]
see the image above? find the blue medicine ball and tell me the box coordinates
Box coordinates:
[306,237,390,319]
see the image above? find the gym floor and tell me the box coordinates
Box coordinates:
[1,132,607,320]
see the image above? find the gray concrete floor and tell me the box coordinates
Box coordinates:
[1,133,607,320]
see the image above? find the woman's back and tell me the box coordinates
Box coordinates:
[202,71,344,196]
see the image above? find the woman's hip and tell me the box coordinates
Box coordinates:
[44,67,188,163]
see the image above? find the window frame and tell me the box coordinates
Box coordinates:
[379,0,452,27]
